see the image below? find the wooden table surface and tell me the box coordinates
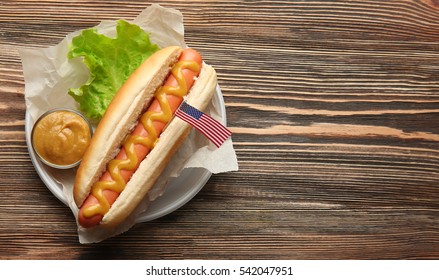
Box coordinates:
[1,0,439,260]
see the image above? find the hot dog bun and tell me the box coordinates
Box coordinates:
[73,46,218,228]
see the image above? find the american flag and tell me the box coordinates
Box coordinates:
[175,101,232,148]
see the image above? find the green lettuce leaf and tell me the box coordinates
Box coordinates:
[68,20,160,120]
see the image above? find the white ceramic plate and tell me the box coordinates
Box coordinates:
[25,85,226,223]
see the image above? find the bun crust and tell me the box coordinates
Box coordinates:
[73,46,218,228]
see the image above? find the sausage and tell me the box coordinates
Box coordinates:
[77,49,203,228]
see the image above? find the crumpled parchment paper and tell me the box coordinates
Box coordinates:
[20,4,238,243]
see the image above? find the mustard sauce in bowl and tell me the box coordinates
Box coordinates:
[31,109,92,169]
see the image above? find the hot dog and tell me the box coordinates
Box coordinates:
[73,46,217,228]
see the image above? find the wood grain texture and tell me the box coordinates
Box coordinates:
[1,0,439,259]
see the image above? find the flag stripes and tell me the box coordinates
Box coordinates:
[175,101,232,148]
